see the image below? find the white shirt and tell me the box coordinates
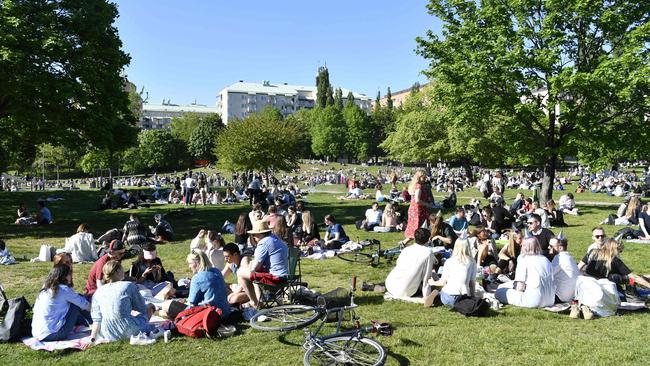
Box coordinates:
[506,255,555,308]
[440,256,476,296]
[64,232,98,263]
[552,251,579,302]
[185,177,196,189]
[365,208,383,225]
[385,244,435,298]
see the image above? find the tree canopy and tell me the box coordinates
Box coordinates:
[416,0,650,202]
[187,113,224,162]
[0,0,137,170]
[214,107,305,173]
[309,106,347,160]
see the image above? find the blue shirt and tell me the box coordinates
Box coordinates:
[254,234,289,277]
[326,223,349,243]
[32,285,89,340]
[448,215,468,232]
[187,268,231,319]
[40,207,52,223]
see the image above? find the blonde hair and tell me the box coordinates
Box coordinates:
[452,239,474,265]
[102,260,124,283]
[77,223,89,233]
[520,237,542,257]
[302,211,314,234]
[625,197,641,218]
[408,170,425,195]
[507,231,523,258]
[187,249,212,272]
[588,238,619,276]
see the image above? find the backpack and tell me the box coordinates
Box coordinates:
[615,227,642,240]
[452,295,491,317]
[0,285,32,342]
[174,305,222,338]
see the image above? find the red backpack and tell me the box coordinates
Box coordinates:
[174,305,222,338]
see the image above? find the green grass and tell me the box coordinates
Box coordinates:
[0,182,649,366]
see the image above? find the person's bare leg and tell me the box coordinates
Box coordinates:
[228,290,249,305]
[236,268,258,307]
[477,244,488,267]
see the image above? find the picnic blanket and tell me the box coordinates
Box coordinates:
[21,315,173,352]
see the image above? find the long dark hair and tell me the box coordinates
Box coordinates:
[41,264,72,298]
[235,213,252,236]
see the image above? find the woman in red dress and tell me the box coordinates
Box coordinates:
[403,170,431,245]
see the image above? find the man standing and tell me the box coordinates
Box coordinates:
[385,228,435,298]
[184,172,196,206]
[526,213,555,258]
[236,221,288,309]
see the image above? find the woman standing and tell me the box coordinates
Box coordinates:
[402,170,431,245]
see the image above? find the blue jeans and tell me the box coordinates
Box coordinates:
[495,288,510,304]
[41,304,92,342]
[440,291,459,307]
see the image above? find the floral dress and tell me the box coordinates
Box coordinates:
[404,183,429,239]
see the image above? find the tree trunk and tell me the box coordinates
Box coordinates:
[540,154,557,205]
[460,159,474,182]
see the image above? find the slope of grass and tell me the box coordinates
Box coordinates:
[0,183,648,366]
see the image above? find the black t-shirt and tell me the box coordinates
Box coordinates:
[639,212,650,234]
[534,228,555,254]
[431,223,458,249]
[234,233,248,245]
[581,252,632,279]
[491,205,513,231]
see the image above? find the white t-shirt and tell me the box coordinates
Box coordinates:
[365,208,383,225]
[506,255,555,308]
[440,256,476,296]
[552,251,579,302]
[185,177,196,189]
[385,244,435,298]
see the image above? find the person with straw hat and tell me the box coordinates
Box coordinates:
[236,220,288,309]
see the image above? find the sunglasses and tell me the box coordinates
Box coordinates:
[594,234,605,239]
[526,222,535,225]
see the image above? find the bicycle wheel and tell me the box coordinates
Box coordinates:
[250,305,321,331]
[337,251,374,264]
[303,335,387,366]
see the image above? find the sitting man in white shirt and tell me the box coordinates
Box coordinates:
[385,228,436,298]
[362,202,383,231]
[549,235,579,303]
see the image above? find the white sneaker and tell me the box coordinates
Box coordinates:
[130,332,156,346]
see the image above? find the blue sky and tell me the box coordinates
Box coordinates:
[113,0,441,106]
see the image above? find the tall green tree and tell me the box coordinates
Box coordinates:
[334,88,344,110]
[0,0,137,171]
[121,130,189,173]
[346,91,355,108]
[309,106,347,160]
[215,107,305,177]
[187,114,224,162]
[410,82,421,96]
[386,87,394,110]
[315,66,331,108]
[417,0,650,203]
[170,112,202,143]
[344,104,370,161]
[326,86,335,106]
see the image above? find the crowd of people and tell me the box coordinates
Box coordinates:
[4,163,650,349]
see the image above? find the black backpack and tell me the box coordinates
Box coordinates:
[452,295,491,317]
[0,285,32,342]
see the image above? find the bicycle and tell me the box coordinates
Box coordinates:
[250,277,389,366]
[337,239,403,266]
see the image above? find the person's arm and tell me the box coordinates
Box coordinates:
[513,260,526,292]
[640,217,650,238]
[90,297,101,341]
[498,245,510,261]
[221,265,232,278]
[630,273,650,289]
[62,285,91,311]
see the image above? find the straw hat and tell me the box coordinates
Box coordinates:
[248,220,272,234]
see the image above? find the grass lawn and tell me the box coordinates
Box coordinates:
[0,181,648,366]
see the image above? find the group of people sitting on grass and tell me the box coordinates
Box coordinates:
[385,223,650,319]
[29,215,292,344]
[14,200,52,225]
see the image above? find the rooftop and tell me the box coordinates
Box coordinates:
[142,103,219,114]
[220,81,370,100]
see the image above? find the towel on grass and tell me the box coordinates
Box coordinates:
[21,315,172,352]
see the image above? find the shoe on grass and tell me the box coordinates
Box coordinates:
[569,304,581,319]
[130,331,156,346]
[580,305,594,320]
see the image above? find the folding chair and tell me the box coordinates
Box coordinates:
[256,246,308,309]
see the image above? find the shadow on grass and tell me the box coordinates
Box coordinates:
[354,294,386,306]
[387,348,411,366]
